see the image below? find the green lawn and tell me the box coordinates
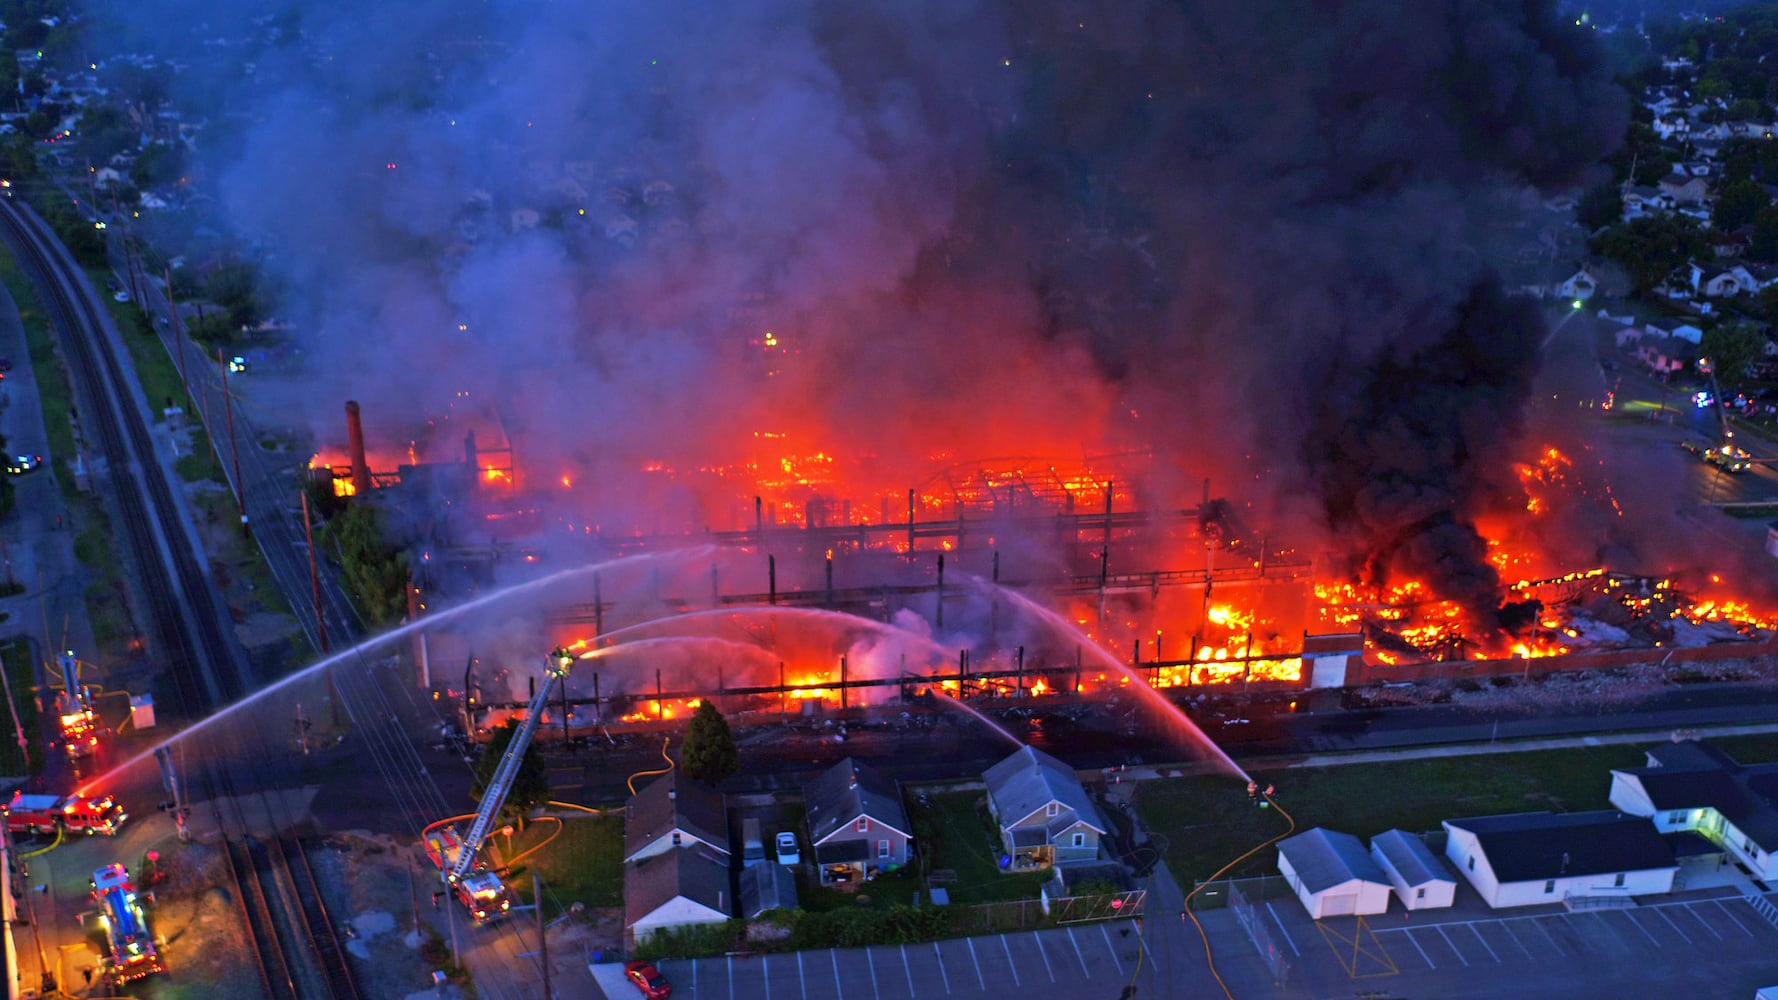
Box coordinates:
[907,790,1049,904]
[1139,733,1778,885]
[0,639,40,777]
[503,813,624,914]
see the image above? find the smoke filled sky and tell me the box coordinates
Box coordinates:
[85,0,1627,610]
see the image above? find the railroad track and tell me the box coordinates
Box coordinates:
[0,196,357,999]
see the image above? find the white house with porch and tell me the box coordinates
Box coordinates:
[1609,739,1778,885]
[1443,811,1676,909]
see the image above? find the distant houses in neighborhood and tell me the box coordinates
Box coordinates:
[1277,738,1768,919]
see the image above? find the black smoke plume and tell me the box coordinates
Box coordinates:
[80,0,1626,616]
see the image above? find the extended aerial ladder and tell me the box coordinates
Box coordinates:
[425,648,573,921]
[56,650,102,759]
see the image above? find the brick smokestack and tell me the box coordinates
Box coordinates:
[346,399,371,496]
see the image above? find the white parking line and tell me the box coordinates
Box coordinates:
[1000,935,1020,987]
[1530,917,1564,955]
[729,956,736,1000]
[1403,928,1436,968]
[1066,926,1091,977]
[866,949,881,1000]
[966,938,986,991]
[798,951,808,1000]
[1266,902,1302,956]
[832,950,844,1000]
[1714,899,1755,937]
[1435,925,1469,966]
[1619,911,1661,948]
[1100,923,1124,975]
[1466,923,1500,962]
[900,945,915,996]
[933,942,951,995]
[1652,906,1693,943]
[694,961,699,994]
[1030,930,1056,982]
[1498,921,1533,959]
[764,955,773,1000]
[1680,904,1723,941]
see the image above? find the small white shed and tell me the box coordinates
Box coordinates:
[1369,829,1456,911]
[1277,828,1392,919]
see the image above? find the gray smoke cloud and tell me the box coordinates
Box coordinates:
[82,0,1627,614]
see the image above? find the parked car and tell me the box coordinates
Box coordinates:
[775,830,800,866]
[625,960,672,999]
[4,454,41,475]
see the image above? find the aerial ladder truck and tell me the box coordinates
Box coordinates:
[1692,360,1754,474]
[424,647,574,923]
[55,650,103,760]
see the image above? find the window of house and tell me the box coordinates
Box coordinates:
[878,839,890,859]
[1046,803,1059,818]
[1667,811,1685,824]
[1544,880,1555,894]
[1614,873,1626,887]
[1072,833,1085,848]
[856,818,869,833]
[1415,888,1425,900]
[1468,857,1476,871]
[671,832,681,846]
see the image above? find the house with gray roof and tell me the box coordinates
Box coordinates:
[1276,828,1391,918]
[1610,739,1778,884]
[1443,811,1676,909]
[624,846,732,944]
[1369,829,1456,910]
[802,758,912,882]
[983,746,1108,870]
[624,772,730,863]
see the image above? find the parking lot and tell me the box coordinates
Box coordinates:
[591,887,1778,999]
[593,919,1158,999]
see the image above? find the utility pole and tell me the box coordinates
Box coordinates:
[535,871,553,1000]
[301,489,328,653]
[0,646,28,770]
[165,265,191,416]
[216,348,247,535]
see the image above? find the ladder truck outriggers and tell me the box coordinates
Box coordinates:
[424,647,574,923]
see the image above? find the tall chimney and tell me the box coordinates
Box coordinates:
[346,400,371,496]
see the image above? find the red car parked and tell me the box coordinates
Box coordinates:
[625,960,672,999]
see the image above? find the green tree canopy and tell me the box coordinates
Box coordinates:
[1593,215,1706,294]
[1575,182,1622,231]
[1714,181,1772,232]
[472,719,550,829]
[1752,206,1778,263]
[1701,322,1768,392]
[679,701,739,785]
[327,503,408,625]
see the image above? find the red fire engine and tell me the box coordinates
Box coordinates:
[5,790,126,836]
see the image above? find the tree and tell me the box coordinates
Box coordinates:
[679,701,739,785]
[472,719,549,829]
[1752,206,1778,262]
[204,262,262,329]
[1701,322,1767,393]
[327,504,408,625]
[1593,215,1706,293]
[1713,181,1772,232]
[1575,182,1622,231]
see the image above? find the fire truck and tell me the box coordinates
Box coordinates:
[423,648,573,923]
[4,789,126,836]
[54,650,105,760]
[91,863,164,984]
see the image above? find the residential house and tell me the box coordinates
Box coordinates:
[1657,174,1710,206]
[982,745,1110,870]
[624,772,730,864]
[1557,267,1598,302]
[1609,739,1778,884]
[1277,828,1392,918]
[1369,829,1456,911]
[802,758,913,882]
[1442,811,1677,909]
[1636,335,1694,374]
[624,846,732,943]
[1622,185,1663,217]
